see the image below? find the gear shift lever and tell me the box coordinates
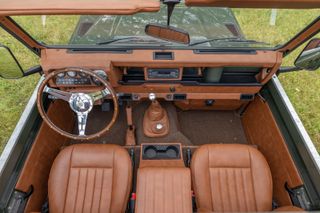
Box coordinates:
[149,93,156,102]
[143,93,169,137]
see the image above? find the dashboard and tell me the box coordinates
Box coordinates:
[43,49,281,108]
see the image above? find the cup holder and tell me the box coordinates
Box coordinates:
[144,146,158,159]
[142,144,181,160]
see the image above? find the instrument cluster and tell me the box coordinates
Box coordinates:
[55,70,108,86]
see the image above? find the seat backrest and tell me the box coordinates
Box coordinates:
[48,144,132,213]
[191,144,273,212]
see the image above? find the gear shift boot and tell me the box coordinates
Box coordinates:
[143,98,169,137]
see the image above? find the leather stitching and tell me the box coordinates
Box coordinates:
[248,148,258,211]
[233,169,240,211]
[110,148,115,212]
[63,146,74,213]
[98,168,105,213]
[80,168,89,212]
[89,168,96,213]
[207,146,214,211]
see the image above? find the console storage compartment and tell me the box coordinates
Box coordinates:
[135,143,193,213]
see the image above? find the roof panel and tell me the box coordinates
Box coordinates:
[185,0,320,8]
[0,0,160,15]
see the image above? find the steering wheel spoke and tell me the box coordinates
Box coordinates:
[44,86,72,102]
[76,112,88,136]
[88,88,111,102]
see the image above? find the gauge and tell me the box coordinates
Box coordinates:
[67,71,77,78]
[57,72,65,78]
[92,70,108,85]
[79,72,87,77]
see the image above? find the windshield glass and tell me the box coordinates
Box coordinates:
[12,5,320,48]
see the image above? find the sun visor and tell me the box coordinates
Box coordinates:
[185,0,320,9]
[0,0,160,16]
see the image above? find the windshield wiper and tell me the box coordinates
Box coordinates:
[97,36,171,45]
[189,37,268,46]
[97,36,142,45]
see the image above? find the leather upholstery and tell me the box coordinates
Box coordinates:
[242,98,303,205]
[48,144,132,213]
[191,144,273,212]
[135,167,193,213]
[273,206,304,211]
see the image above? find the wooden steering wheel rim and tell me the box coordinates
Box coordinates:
[37,67,119,141]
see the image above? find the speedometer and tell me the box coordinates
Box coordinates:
[67,71,77,77]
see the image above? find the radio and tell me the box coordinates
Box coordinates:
[147,68,180,80]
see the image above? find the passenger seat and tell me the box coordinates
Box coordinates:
[191,144,303,212]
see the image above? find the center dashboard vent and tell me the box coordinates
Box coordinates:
[153,52,174,60]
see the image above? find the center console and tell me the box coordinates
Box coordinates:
[135,143,192,212]
[139,143,184,168]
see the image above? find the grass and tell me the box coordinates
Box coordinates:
[0,10,319,152]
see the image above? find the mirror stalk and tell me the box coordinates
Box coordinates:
[23,65,43,77]
[163,0,180,26]
[278,66,303,74]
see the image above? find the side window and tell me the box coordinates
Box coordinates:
[279,33,320,148]
[0,27,39,147]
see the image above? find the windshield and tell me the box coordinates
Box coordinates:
[12,5,320,49]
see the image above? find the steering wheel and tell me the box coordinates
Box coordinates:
[37,68,119,140]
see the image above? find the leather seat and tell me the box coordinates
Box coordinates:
[191,144,302,212]
[48,144,132,213]
[135,167,193,213]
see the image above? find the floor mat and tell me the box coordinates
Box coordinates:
[177,110,248,145]
[71,104,127,145]
[70,102,248,146]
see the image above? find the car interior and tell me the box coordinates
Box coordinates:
[0,0,319,212]
[10,48,310,212]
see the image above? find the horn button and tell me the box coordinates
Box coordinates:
[69,93,93,113]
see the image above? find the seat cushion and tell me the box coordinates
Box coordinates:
[135,167,193,213]
[191,144,273,212]
[48,144,132,213]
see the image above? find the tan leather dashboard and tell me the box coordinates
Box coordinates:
[41,49,282,101]
[42,49,280,68]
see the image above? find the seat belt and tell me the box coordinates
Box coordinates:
[129,148,136,213]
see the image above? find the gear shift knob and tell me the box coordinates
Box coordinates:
[149,93,156,101]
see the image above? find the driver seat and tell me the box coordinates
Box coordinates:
[48,144,132,213]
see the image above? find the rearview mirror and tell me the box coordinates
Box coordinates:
[145,24,190,44]
[0,45,24,79]
[295,38,320,71]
